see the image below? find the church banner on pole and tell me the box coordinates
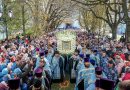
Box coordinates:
[56,30,76,54]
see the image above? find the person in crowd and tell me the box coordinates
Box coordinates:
[1,32,130,90]
[95,67,115,90]
[126,54,130,62]
[44,50,53,65]
[121,61,130,78]
[86,47,91,55]
[76,54,85,74]
[122,46,128,54]
[79,47,87,58]
[29,67,50,90]
[38,55,51,76]
[90,50,100,66]
[100,50,109,76]
[68,50,80,83]
[0,80,9,90]
[30,79,43,90]
[119,80,130,90]
[114,49,126,61]
[51,51,64,83]
[114,55,125,77]
[75,58,96,90]
[95,67,107,80]
[76,42,82,54]
[106,60,118,82]
[122,67,130,81]
[35,57,51,80]
[120,36,125,43]
[95,67,102,90]
[127,43,130,54]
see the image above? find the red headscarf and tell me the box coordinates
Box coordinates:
[10,56,16,62]
[122,73,130,81]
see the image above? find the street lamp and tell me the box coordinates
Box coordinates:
[0,10,13,40]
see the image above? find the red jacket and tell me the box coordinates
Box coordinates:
[122,73,130,81]
[114,53,126,60]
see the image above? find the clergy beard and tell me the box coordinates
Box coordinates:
[84,64,90,68]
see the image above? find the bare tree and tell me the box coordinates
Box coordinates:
[79,5,105,33]
[25,0,76,36]
[72,0,122,39]
[121,0,130,42]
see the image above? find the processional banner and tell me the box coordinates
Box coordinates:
[56,30,76,54]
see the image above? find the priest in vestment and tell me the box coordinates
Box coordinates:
[75,58,96,90]
[51,51,65,83]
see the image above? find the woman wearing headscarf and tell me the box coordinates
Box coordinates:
[122,67,130,81]
[114,55,125,77]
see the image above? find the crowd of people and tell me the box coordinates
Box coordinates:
[0,32,130,90]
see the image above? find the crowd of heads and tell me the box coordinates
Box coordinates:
[0,32,130,90]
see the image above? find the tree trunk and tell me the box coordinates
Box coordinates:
[22,4,25,36]
[126,20,130,42]
[111,25,117,40]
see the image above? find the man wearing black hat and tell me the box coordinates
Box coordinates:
[95,60,116,90]
[35,57,51,87]
[68,50,80,83]
[29,67,50,90]
[34,51,52,77]
[39,57,52,77]
[95,67,103,90]
[75,58,96,90]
